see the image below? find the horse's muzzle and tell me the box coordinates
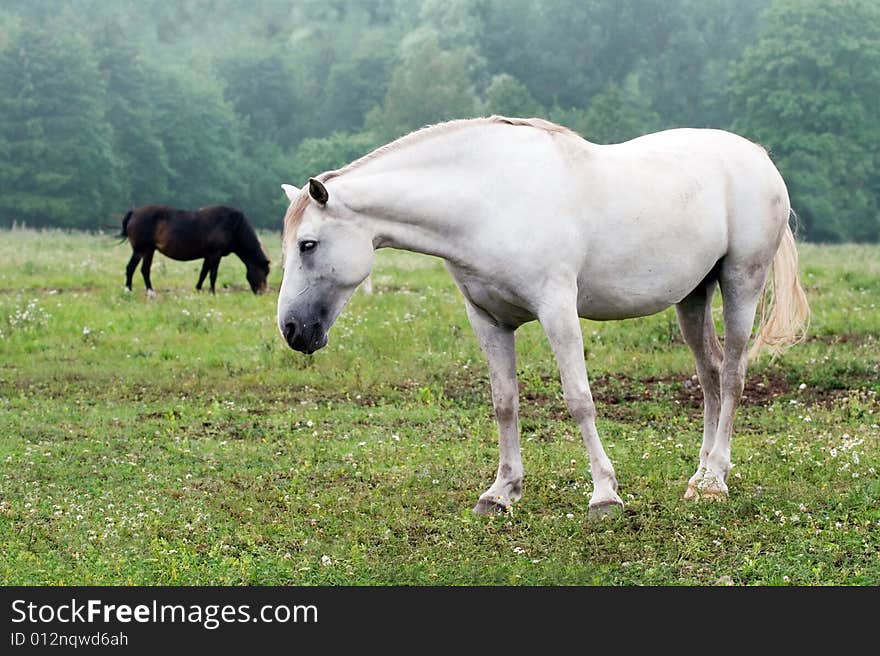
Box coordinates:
[282,320,327,354]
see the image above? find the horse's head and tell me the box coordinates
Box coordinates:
[277,178,374,354]
[231,210,270,294]
[246,256,270,294]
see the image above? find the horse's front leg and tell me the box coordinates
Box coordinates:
[465,302,523,514]
[209,257,221,294]
[195,258,212,291]
[540,296,623,517]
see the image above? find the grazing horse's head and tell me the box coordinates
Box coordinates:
[277,178,374,354]
[227,208,270,294]
[246,256,270,294]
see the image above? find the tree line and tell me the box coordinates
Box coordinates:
[0,0,877,242]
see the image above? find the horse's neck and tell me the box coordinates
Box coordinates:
[338,179,469,262]
[334,135,493,262]
[233,223,261,264]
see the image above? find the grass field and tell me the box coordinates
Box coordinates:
[0,227,877,585]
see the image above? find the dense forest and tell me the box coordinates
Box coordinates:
[0,0,878,242]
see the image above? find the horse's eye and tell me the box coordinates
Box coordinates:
[299,240,317,254]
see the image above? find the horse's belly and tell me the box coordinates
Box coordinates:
[571,202,727,320]
[576,252,719,320]
[576,290,678,321]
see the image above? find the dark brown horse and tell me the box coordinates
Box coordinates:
[121,205,270,295]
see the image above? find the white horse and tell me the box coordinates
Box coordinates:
[277,116,809,517]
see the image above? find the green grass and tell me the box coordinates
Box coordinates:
[0,229,877,585]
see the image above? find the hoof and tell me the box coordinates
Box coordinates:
[146,289,157,299]
[683,483,728,501]
[588,499,624,520]
[473,495,512,515]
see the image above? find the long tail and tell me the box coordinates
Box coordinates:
[749,222,811,359]
[119,209,133,241]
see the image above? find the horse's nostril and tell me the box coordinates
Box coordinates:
[283,321,298,345]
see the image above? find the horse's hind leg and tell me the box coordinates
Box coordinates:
[465,301,524,514]
[540,295,623,517]
[141,249,156,298]
[675,277,723,499]
[125,252,142,291]
[690,259,770,498]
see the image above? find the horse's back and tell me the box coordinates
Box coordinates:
[198,205,244,224]
[605,128,789,239]
[570,130,788,318]
[125,205,237,260]
[469,123,786,256]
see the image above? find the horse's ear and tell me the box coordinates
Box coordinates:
[281,184,299,202]
[308,178,329,205]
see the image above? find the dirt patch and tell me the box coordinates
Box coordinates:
[632,372,794,408]
[522,371,794,411]
[807,333,877,346]
[394,365,878,422]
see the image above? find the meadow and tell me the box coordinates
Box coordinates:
[0,228,877,585]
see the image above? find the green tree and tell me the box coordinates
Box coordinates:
[418,0,488,88]
[479,0,667,108]
[234,140,296,229]
[366,35,477,141]
[0,25,120,227]
[150,69,245,210]
[216,51,307,150]
[636,0,767,128]
[322,55,393,133]
[279,0,403,142]
[731,0,880,242]
[290,131,380,185]
[483,74,543,117]
[95,24,173,211]
[575,81,661,144]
